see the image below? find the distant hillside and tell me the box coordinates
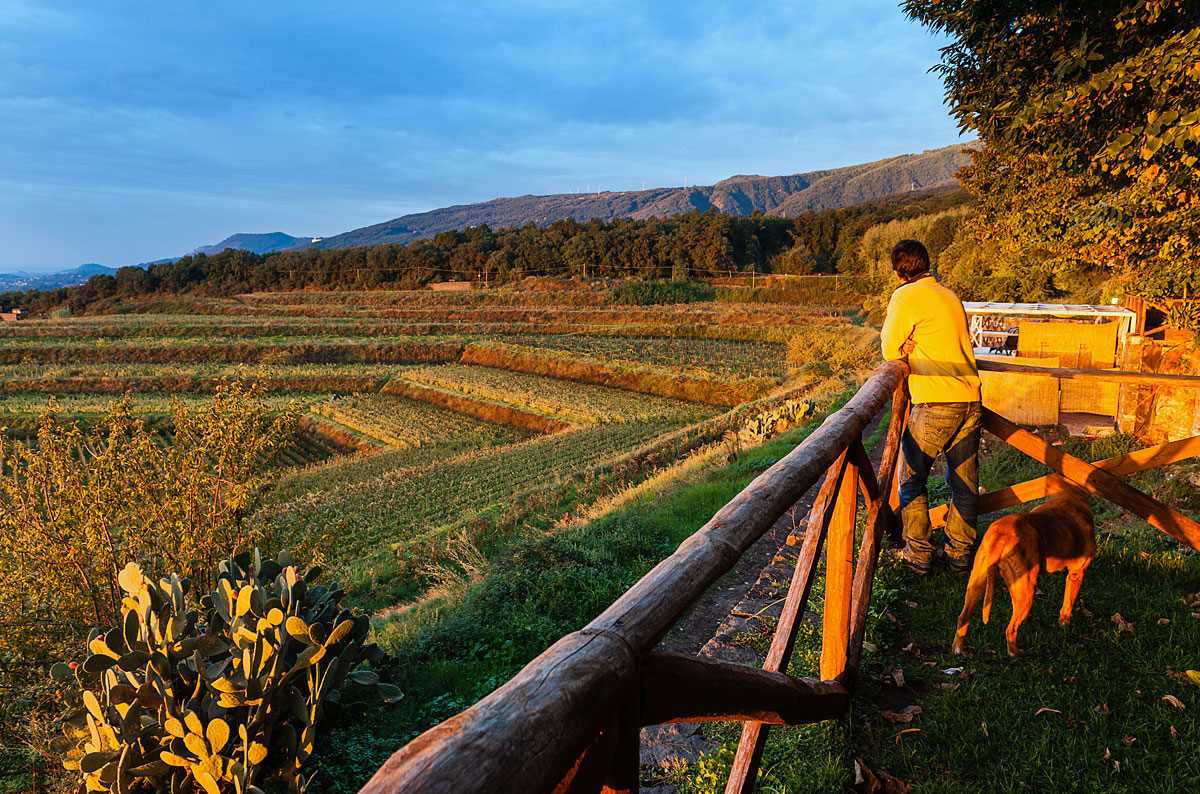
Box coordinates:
[301,142,972,251]
[0,263,117,292]
[190,232,315,257]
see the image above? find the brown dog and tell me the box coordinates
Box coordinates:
[951,488,1095,657]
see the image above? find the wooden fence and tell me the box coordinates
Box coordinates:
[360,360,910,794]
[358,356,1200,794]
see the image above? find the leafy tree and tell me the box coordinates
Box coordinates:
[904,0,1200,320]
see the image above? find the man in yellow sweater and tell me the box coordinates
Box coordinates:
[881,239,982,575]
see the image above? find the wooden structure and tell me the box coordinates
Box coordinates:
[360,359,1200,794]
[964,302,1139,427]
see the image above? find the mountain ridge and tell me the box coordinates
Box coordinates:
[295,142,972,252]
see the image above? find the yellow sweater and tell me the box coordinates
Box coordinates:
[880,276,981,404]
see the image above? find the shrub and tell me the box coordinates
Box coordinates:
[53,553,399,794]
[0,379,299,662]
[609,278,716,306]
[786,326,881,378]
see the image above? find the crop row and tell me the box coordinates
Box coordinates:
[311,393,537,449]
[254,419,684,600]
[396,363,714,425]
[0,339,463,365]
[221,301,845,327]
[459,342,779,406]
[239,288,611,308]
[1,315,843,344]
[0,391,321,416]
[490,334,789,380]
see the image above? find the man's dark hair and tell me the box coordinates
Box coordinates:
[890,239,931,280]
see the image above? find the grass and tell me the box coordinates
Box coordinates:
[306,414,836,794]
[669,434,1200,794]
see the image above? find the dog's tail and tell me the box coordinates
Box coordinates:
[969,519,1017,626]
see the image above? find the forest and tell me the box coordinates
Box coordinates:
[2,189,969,316]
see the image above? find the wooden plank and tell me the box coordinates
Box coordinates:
[846,389,909,679]
[982,408,1200,550]
[820,453,859,681]
[929,434,1200,528]
[602,694,639,794]
[358,361,909,794]
[552,714,618,794]
[978,359,1200,388]
[725,451,850,794]
[639,652,847,727]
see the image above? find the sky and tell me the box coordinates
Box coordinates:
[0,1,963,272]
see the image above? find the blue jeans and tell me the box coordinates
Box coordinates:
[897,401,982,568]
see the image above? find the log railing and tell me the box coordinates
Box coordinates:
[360,360,910,794]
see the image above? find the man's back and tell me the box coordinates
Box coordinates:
[880,275,980,404]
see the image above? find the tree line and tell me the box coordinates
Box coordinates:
[4,190,968,316]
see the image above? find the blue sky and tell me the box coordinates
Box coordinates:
[0,1,961,272]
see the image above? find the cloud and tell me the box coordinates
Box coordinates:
[0,0,962,270]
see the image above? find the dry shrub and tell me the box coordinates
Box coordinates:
[0,379,299,663]
[786,326,881,378]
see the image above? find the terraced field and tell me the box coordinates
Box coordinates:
[0,283,842,605]
[312,393,537,448]
[397,363,715,424]
[255,420,689,603]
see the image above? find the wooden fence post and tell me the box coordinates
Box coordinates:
[820,454,859,681]
[846,389,909,679]
[724,449,851,794]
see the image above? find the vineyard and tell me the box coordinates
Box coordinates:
[0,282,854,609]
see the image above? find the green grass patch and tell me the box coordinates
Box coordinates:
[306,403,844,792]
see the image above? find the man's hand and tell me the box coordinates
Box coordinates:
[900,336,917,356]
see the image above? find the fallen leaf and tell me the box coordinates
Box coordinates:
[902,642,914,652]
[1101,747,1113,764]
[1095,703,1111,715]
[1162,695,1186,710]
[1170,725,1180,739]
[1115,760,1122,773]
[1034,707,1062,716]
[891,668,906,688]
[1158,618,1171,625]
[904,600,918,608]
[938,682,960,691]
[877,767,914,794]
[881,705,922,724]
[854,758,880,793]
[1185,670,1200,687]
[1122,735,1137,746]
[942,667,964,675]
[886,613,907,628]
[1080,606,1095,618]
[1111,613,1135,633]
[862,641,878,653]
[1192,612,1200,620]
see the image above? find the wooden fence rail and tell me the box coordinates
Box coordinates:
[360,361,909,794]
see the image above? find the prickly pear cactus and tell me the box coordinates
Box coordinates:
[53,551,399,794]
